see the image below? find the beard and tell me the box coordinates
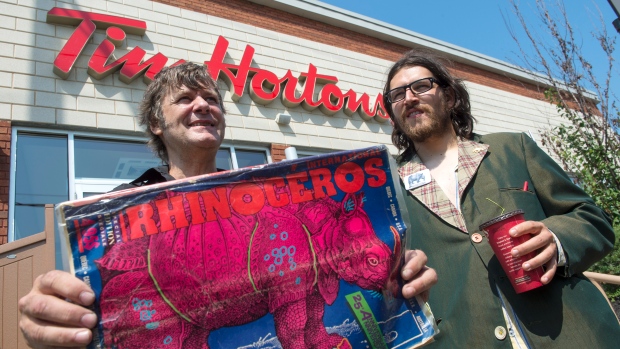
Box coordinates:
[395,101,452,143]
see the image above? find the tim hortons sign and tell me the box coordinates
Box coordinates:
[46,7,388,122]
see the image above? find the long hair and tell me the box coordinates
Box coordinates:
[138,62,226,163]
[383,50,475,158]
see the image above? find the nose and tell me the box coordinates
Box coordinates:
[193,96,210,113]
[403,88,420,104]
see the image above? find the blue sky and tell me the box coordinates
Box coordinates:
[320,0,619,96]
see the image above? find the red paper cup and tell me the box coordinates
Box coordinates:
[479,210,544,293]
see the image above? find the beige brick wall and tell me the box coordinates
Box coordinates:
[0,0,567,244]
[0,0,561,151]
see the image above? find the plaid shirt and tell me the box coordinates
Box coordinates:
[398,138,489,233]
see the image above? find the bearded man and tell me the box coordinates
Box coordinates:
[384,50,620,348]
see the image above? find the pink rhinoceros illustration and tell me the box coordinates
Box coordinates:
[96,191,399,349]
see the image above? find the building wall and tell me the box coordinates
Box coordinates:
[470,82,561,136]
[0,120,9,245]
[0,0,564,244]
[0,0,563,144]
[149,0,558,106]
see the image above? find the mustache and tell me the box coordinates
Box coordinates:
[401,105,429,118]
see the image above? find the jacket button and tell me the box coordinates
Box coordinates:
[471,233,483,243]
[495,326,507,340]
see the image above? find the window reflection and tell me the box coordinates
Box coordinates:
[236,150,267,168]
[74,138,160,179]
[11,131,270,271]
[14,133,69,270]
[14,134,68,240]
[216,148,232,170]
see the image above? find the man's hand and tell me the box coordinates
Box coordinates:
[401,249,437,301]
[509,221,558,284]
[18,270,97,348]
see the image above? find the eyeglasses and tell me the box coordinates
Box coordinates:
[386,77,441,103]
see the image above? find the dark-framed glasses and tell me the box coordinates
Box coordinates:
[386,77,440,103]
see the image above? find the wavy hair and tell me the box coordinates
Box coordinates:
[138,62,225,163]
[383,50,475,157]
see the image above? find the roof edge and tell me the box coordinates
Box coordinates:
[248,0,597,100]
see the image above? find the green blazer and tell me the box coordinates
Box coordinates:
[401,132,619,348]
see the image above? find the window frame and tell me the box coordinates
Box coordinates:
[295,148,329,159]
[230,146,273,168]
[8,127,272,242]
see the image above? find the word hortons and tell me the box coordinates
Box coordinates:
[46,7,388,122]
[116,156,386,241]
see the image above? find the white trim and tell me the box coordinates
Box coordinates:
[229,146,239,169]
[74,178,129,199]
[12,127,148,142]
[74,178,130,185]
[68,133,76,201]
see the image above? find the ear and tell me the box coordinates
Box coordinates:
[443,86,456,110]
[150,122,163,136]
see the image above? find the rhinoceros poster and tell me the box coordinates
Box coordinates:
[57,145,437,349]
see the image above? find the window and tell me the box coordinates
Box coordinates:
[216,148,233,170]
[74,137,160,179]
[13,133,68,240]
[9,128,271,269]
[297,149,327,159]
[235,149,268,168]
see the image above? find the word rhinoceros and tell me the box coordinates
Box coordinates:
[97,191,399,349]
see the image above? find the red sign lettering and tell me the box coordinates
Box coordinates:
[46,7,388,122]
[46,7,147,79]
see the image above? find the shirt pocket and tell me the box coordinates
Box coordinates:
[497,187,545,221]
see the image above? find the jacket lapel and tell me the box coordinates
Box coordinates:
[457,139,488,198]
[398,138,489,233]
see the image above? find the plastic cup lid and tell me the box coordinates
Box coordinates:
[479,209,524,231]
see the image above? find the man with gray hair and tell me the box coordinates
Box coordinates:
[114,61,227,190]
[19,61,229,347]
[18,62,437,348]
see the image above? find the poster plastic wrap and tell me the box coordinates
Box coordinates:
[57,145,437,349]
